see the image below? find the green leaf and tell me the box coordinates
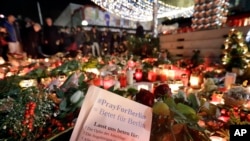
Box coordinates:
[55,87,64,98]
[176,103,199,122]
[164,97,177,108]
[112,89,127,96]
[60,73,75,89]
[127,88,138,96]
[78,73,85,85]
[187,93,200,111]
[59,99,68,111]
[176,103,196,115]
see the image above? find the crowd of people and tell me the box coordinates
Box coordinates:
[0,14,144,61]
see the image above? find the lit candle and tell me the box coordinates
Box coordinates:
[92,76,102,86]
[103,76,115,89]
[148,71,157,82]
[134,69,143,82]
[224,72,236,90]
[210,93,224,105]
[119,74,127,88]
[167,69,175,80]
[160,69,168,82]
[168,81,183,94]
[189,74,201,89]
[0,72,4,79]
[127,69,134,85]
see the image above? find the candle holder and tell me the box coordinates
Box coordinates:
[147,70,157,82]
[103,75,115,89]
[119,73,127,88]
[92,76,102,86]
[134,68,143,82]
[189,74,201,89]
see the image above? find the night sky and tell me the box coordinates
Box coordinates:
[0,0,94,22]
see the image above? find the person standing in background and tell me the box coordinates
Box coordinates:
[135,22,144,38]
[60,26,72,52]
[26,23,42,59]
[89,26,101,57]
[110,32,120,55]
[43,17,61,55]
[0,26,8,61]
[3,15,22,56]
[74,25,86,50]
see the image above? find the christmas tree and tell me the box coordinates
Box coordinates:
[222,29,250,72]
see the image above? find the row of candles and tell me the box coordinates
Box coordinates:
[89,65,203,94]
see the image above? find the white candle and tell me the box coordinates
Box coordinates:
[126,69,134,85]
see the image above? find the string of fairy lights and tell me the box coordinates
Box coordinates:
[91,0,194,22]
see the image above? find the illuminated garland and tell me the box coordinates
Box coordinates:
[91,0,194,21]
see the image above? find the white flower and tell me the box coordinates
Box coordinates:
[2,125,6,130]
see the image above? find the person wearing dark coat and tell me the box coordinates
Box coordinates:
[135,22,144,38]
[26,23,42,59]
[0,26,8,61]
[42,17,61,55]
[89,26,101,57]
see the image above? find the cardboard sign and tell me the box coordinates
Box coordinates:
[70,85,152,141]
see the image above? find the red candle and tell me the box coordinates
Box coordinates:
[134,69,143,82]
[119,74,127,88]
[160,74,167,82]
[93,77,101,86]
[148,71,157,82]
[103,76,115,89]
